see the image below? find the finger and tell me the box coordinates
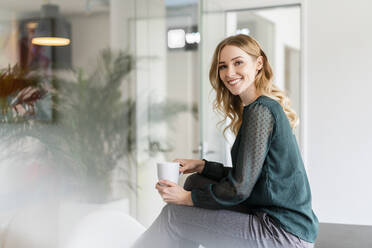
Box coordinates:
[159,180,177,187]
[174,158,185,165]
[156,187,165,195]
[155,182,164,190]
[156,182,169,192]
[157,181,167,186]
[163,198,176,204]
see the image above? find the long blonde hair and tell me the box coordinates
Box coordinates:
[209,34,299,136]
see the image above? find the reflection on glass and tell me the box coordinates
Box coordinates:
[0,0,199,225]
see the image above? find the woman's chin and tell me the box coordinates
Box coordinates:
[228,88,242,96]
[226,83,245,96]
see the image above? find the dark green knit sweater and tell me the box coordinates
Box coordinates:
[191,95,318,243]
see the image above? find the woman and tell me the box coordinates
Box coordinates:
[133,34,318,248]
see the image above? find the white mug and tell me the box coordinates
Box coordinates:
[157,162,182,184]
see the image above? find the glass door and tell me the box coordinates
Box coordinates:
[198,0,233,166]
[133,0,200,227]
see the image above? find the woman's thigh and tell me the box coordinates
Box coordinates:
[164,204,305,248]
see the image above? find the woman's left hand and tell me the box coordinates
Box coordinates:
[156,180,193,206]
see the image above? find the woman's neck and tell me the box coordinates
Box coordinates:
[240,86,260,106]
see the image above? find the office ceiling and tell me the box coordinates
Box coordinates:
[0,0,128,17]
[0,0,198,16]
[0,0,87,15]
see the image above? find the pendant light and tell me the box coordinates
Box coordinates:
[32,2,70,46]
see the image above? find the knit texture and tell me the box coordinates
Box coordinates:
[191,95,318,243]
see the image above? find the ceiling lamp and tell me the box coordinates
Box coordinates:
[32,3,70,46]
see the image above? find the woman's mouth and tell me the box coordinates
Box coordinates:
[228,78,241,86]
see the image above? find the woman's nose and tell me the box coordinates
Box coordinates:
[226,66,236,77]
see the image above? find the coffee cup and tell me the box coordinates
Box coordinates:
[157,162,182,184]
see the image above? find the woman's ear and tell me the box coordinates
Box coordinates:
[256,56,264,70]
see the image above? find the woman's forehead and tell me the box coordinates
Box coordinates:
[219,45,250,62]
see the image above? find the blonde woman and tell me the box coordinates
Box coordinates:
[133,34,318,248]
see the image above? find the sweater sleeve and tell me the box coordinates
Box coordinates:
[199,159,231,181]
[191,103,274,209]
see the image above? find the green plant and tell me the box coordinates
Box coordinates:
[0,49,198,203]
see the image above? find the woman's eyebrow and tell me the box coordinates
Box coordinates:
[218,56,243,64]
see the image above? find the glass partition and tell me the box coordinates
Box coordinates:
[133,0,200,227]
[0,0,201,235]
[0,0,142,217]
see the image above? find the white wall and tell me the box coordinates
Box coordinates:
[203,0,372,226]
[306,0,372,225]
[67,13,110,74]
[254,7,302,145]
[255,7,300,91]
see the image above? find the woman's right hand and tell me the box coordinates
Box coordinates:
[173,159,205,174]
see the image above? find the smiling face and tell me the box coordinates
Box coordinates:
[218,45,263,99]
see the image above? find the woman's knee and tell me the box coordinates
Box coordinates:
[160,204,187,221]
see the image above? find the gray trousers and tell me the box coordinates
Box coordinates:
[132,173,314,248]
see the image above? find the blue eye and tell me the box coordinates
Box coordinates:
[218,65,226,70]
[235,61,243,66]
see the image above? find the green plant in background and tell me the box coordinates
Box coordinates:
[0,49,198,203]
[52,49,135,202]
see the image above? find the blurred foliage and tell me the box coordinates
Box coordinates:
[0,49,198,202]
